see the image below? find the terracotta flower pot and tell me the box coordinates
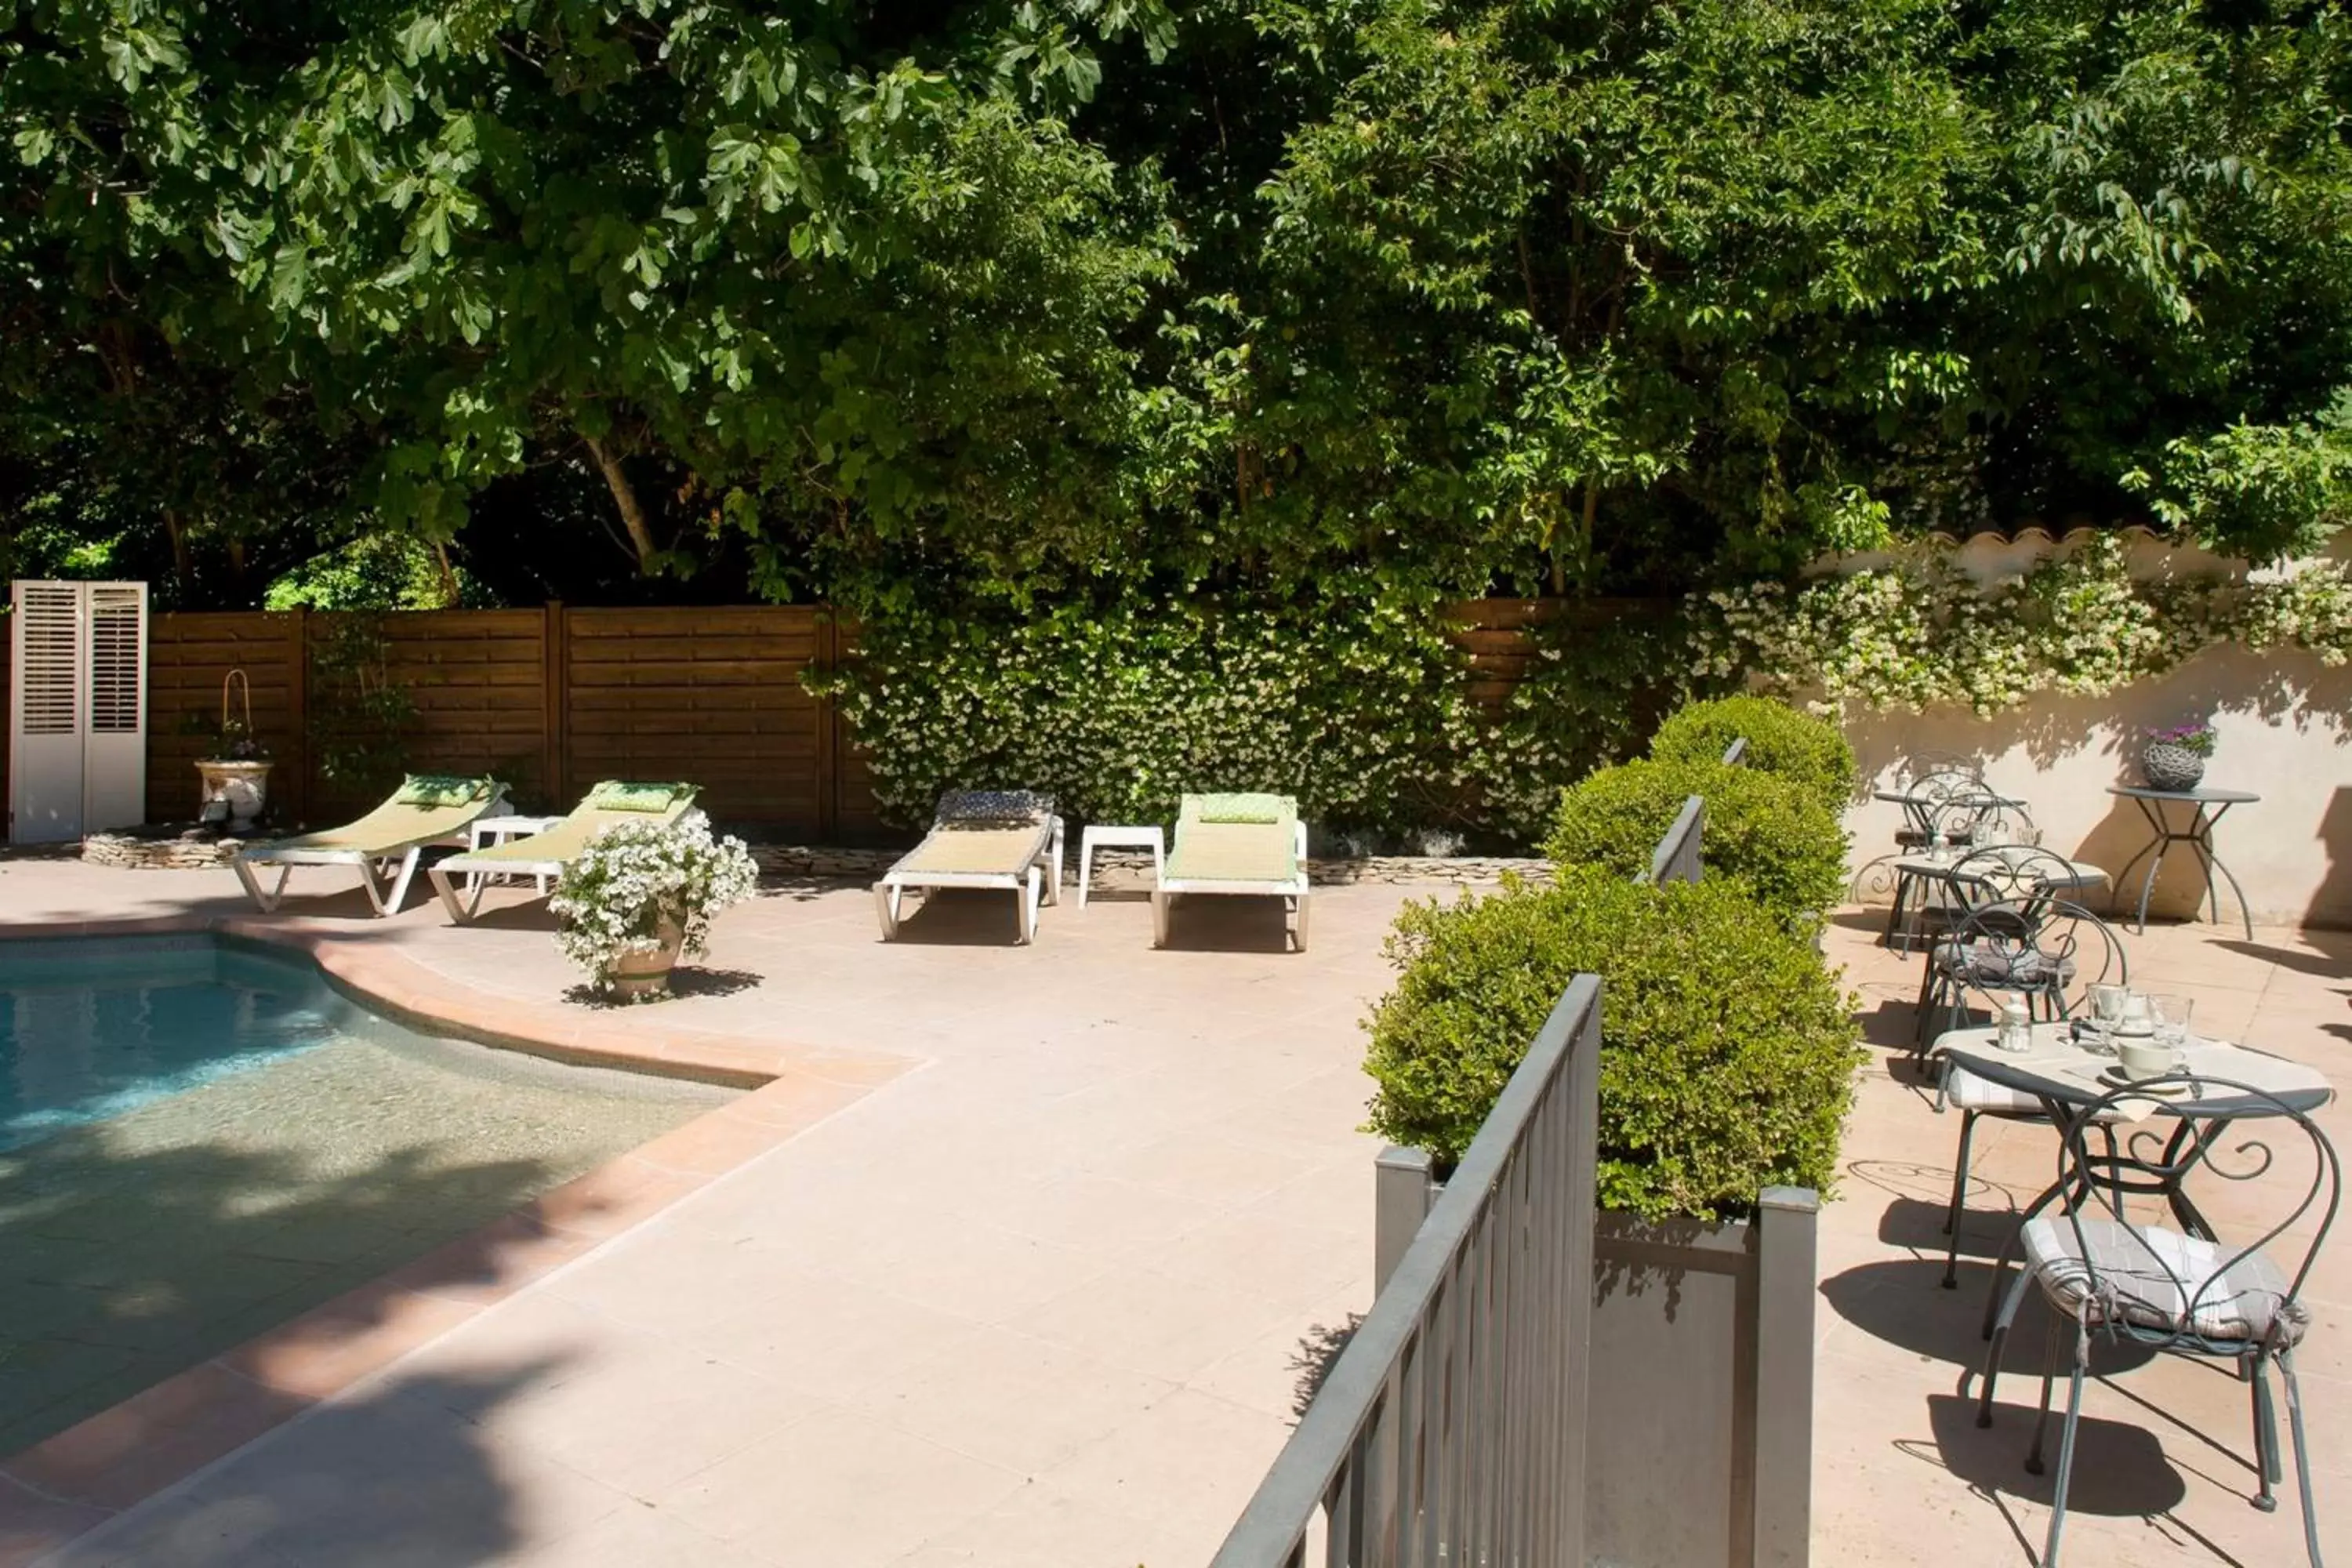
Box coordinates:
[607,917,685,1001]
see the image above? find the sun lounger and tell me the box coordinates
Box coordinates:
[426,781,699,924]
[874,792,1065,945]
[230,775,508,916]
[1152,792,1311,951]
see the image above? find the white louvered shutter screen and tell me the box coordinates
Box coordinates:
[16,583,78,735]
[87,586,143,734]
[12,580,147,841]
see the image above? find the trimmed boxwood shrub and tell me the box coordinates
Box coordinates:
[1363,867,1863,1221]
[1649,695,1857,815]
[1541,758,1847,924]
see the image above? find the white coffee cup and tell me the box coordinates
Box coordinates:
[2117,1037,2179,1081]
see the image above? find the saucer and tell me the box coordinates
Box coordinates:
[2098,1065,2187,1096]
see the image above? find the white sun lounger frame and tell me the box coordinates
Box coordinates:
[230,786,510,917]
[1152,818,1312,950]
[873,815,1065,945]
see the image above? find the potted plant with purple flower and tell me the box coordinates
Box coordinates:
[2140,721,2216,792]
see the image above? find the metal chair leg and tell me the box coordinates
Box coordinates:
[2040,1353,2089,1568]
[2278,1349,2326,1568]
[2250,1353,2282,1513]
[1915,957,1944,1051]
[2026,1318,2062,1474]
[1977,1265,2037,1424]
[1941,1110,1979,1288]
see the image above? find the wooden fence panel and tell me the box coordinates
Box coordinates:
[563,606,828,832]
[13,597,1647,842]
[313,609,548,820]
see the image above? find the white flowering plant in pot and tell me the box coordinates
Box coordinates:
[549,811,759,1000]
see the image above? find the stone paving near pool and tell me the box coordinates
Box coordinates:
[5,847,2351,1568]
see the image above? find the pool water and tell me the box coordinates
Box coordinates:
[0,937,732,1455]
[0,939,346,1150]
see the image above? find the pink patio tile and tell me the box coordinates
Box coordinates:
[659,1408,1029,1568]
[0,1476,113,1568]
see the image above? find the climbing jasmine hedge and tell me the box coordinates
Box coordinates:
[1689,537,2352,717]
[822,541,2352,848]
[816,582,1693,844]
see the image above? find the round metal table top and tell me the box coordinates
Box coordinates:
[1875,786,2027,808]
[1893,853,2106,887]
[2106,784,2260,804]
[1943,1022,2330,1117]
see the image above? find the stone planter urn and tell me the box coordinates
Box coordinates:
[196,759,274,829]
[607,918,686,1001]
[2140,742,2207,793]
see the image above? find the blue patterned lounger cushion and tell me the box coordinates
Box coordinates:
[935,789,1055,828]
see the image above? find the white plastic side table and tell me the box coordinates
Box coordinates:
[1078,824,1164,909]
[466,814,567,895]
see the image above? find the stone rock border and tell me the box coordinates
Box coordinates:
[82,830,240,871]
[753,843,1547,887]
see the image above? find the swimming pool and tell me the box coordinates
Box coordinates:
[0,935,731,1454]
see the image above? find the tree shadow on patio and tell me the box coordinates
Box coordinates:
[37,1359,564,1566]
[1288,1312,1364,1421]
[0,1045,709,1461]
[752,874,855,904]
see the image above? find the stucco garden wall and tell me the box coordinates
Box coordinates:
[1835,530,2352,930]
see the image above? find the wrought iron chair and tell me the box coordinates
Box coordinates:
[1915,895,2123,1053]
[1974,1076,2337,1566]
[1943,842,2083,921]
[1933,914,2131,1288]
[1878,771,2039,953]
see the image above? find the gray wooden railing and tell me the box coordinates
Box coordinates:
[1638,738,1742,888]
[1214,731,1817,1568]
[1209,975,1604,1568]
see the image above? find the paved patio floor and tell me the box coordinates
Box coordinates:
[11,844,2352,1567]
[0,855,1429,1567]
[1819,909,2352,1567]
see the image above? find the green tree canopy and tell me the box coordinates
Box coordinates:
[5,0,2347,607]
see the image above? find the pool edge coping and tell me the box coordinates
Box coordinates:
[0,913,919,1565]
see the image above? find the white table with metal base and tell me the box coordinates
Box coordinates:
[1077,824,1164,908]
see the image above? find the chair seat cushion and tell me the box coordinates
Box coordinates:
[1944,1064,2045,1115]
[2022,1216,2307,1345]
[1933,940,2073,989]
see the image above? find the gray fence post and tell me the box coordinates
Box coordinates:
[1751,1185,1820,1567]
[1374,1145,1436,1291]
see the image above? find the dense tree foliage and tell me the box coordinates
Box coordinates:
[4,0,2348,608]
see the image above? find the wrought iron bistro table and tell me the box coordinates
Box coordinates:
[1872,782,2028,841]
[1941,1022,2332,1334]
[2107,785,2260,939]
[1880,848,2106,955]
[1871,784,2030,953]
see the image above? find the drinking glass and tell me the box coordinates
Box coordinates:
[2148,993,2194,1055]
[2085,984,2129,1056]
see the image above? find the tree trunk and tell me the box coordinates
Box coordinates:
[583,434,660,574]
[433,542,462,607]
[162,508,194,598]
